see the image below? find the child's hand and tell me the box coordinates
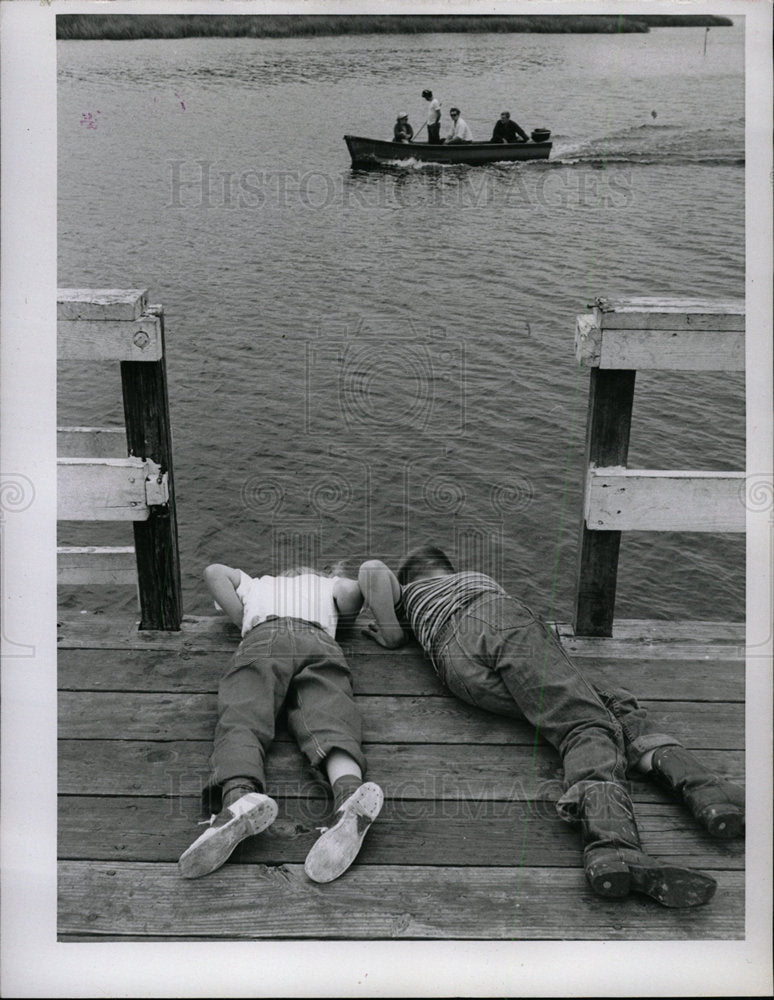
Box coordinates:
[361,622,406,649]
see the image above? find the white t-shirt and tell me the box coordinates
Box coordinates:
[448,116,473,142]
[426,98,441,125]
[231,572,340,638]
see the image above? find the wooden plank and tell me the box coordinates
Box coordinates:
[558,637,745,661]
[57,740,564,799]
[56,614,195,650]
[57,458,151,521]
[593,296,745,330]
[57,288,148,321]
[56,646,743,700]
[57,546,136,585]
[596,328,745,371]
[57,647,448,696]
[585,469,746,532]
[57,862,744,939]
[57,427,127,459]
[574,368,636,636]
[58,314,163,361]
[57,693,745,747]
[555,620,746,662]
[553,658,743,701]
[58,616,392,652]
[57,739,744,799]
[53,611,745,664]
[57,648,227,692]
[577,301,746,369]
[54,612,417,653]
[57,795,745,869]
[121,307,182,630]
[556,620,746,644]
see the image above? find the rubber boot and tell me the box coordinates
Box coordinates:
[580,781,717,908]
[651,745,745,839]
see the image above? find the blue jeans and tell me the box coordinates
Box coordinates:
[597,687,681,765]
[434,594,679,820]
[208,617,365,803]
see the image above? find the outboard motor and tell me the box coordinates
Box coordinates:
[531,128,551,143]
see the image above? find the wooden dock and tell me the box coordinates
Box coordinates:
[54,291,747,942]
[57,612,745,941]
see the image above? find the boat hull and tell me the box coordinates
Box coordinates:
[344,134,552,168]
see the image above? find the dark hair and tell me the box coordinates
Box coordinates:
[449,107,460,115]
[397,544,456,585]
[422,89,432,98]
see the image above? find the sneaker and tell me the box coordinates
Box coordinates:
[304,781,383,884]
[178,791,278,879]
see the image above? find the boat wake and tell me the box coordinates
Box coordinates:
[549,119,744,167]
[355,155,546,173]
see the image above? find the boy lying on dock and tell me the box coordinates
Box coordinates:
[178,562,383,883]
[358,546,744,908]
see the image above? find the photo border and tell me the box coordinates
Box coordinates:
[1,0,771,996]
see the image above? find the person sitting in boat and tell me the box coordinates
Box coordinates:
[393,112,414,143]
[490,110,529,144]
[445,107,473,144]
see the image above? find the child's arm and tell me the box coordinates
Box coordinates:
[333,576,365,623]
[358,559,407,648]
[203,563,244,628]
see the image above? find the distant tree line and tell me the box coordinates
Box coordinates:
[55,13,734,41]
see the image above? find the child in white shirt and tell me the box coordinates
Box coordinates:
[178,563,382,884]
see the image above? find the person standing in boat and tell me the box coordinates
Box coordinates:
[445,107,474,144]
[357,546,745,909]
[421,88,442,143]
[490,110,529,143]
[393,112,414,143]
[177,561,384,884]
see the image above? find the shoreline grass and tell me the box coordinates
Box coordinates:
[56,13,733,41]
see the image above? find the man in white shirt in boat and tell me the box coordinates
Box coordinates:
[445,107,473,144]
[421,88,442,143]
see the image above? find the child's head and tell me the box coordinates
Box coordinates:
[397,544,456,586]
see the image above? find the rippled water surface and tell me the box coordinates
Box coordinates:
[57,24,745,621]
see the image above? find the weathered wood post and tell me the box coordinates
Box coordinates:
[120,305,182,630]
[572,297,745,637]
[574,313,635,636]
[57,288,183,630]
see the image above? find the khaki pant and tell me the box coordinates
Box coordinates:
[209,617,365,801]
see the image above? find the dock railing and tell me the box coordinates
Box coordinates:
[573,296,745,637]
[57,289,182,630]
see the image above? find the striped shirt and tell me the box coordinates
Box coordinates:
[400,571,505,665]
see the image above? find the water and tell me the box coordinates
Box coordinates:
[56,24,745,622]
